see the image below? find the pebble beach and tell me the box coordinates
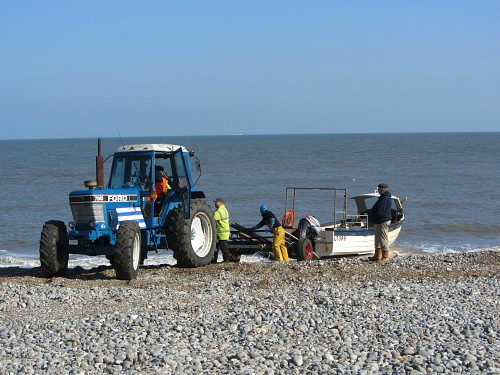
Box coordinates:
[0,250,499,374]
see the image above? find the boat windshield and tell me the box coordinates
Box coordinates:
[356,196,399,214]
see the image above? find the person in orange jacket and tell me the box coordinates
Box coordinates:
[153,166,171,215]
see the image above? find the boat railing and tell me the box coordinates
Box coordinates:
[284,186,349,227]
[344,214,369,229]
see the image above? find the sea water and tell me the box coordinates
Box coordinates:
[1,133,498,268]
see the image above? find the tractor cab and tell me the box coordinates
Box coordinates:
[107,144,202,223]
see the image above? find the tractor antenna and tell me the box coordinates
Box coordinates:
[117,129,125,148]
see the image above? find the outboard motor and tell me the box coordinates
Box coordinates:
[298,215,321,239]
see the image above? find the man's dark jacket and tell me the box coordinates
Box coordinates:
[371,191,392,224]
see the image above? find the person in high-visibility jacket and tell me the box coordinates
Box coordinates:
[153,166,171,216]
[212,198,231,263]
[247,205,289,262]
[154,166,171,198]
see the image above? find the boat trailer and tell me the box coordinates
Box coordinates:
[227,222,299,260]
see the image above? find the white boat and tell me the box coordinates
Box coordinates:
[283,187,406,260]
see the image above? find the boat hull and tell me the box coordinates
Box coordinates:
[313,221,403,257]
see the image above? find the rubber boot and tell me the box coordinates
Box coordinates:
[368,248,382,262]
[378,250,390,264]
[211,252,219,264]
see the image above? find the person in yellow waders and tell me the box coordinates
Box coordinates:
[247,205,289,262]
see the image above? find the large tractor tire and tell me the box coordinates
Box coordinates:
[40,220,69,277]
[295,237,314,261]
[167,200,217,268]
[107,248,147,268]
[114,221,141,280]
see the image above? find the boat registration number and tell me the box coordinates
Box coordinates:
[334,236,346,241]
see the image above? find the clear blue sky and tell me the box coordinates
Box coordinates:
[1,1,499,139]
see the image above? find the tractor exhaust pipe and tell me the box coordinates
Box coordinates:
[96,138,104,188]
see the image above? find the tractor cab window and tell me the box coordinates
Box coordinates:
[108,154,152,189]
[154,157,174,185]
[173,152,190,189]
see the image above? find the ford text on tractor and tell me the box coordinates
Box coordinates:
[39,139,217,280]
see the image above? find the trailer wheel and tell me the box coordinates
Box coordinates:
[114,221,141,280]
[167,200,216,268]
[295,238,314,261]
[40,221,69,277]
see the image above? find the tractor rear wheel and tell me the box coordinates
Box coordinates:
[40,220,69,277]
[167,200,216,268]
[295,237,314,261]
[114,221,141,280]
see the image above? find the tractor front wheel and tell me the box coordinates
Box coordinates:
[167,200,216,268]
[40,221,69,277]
[114,221,141,280]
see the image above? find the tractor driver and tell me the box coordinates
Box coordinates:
[153,166,171,214]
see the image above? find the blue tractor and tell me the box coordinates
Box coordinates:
[39,140,217,280]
